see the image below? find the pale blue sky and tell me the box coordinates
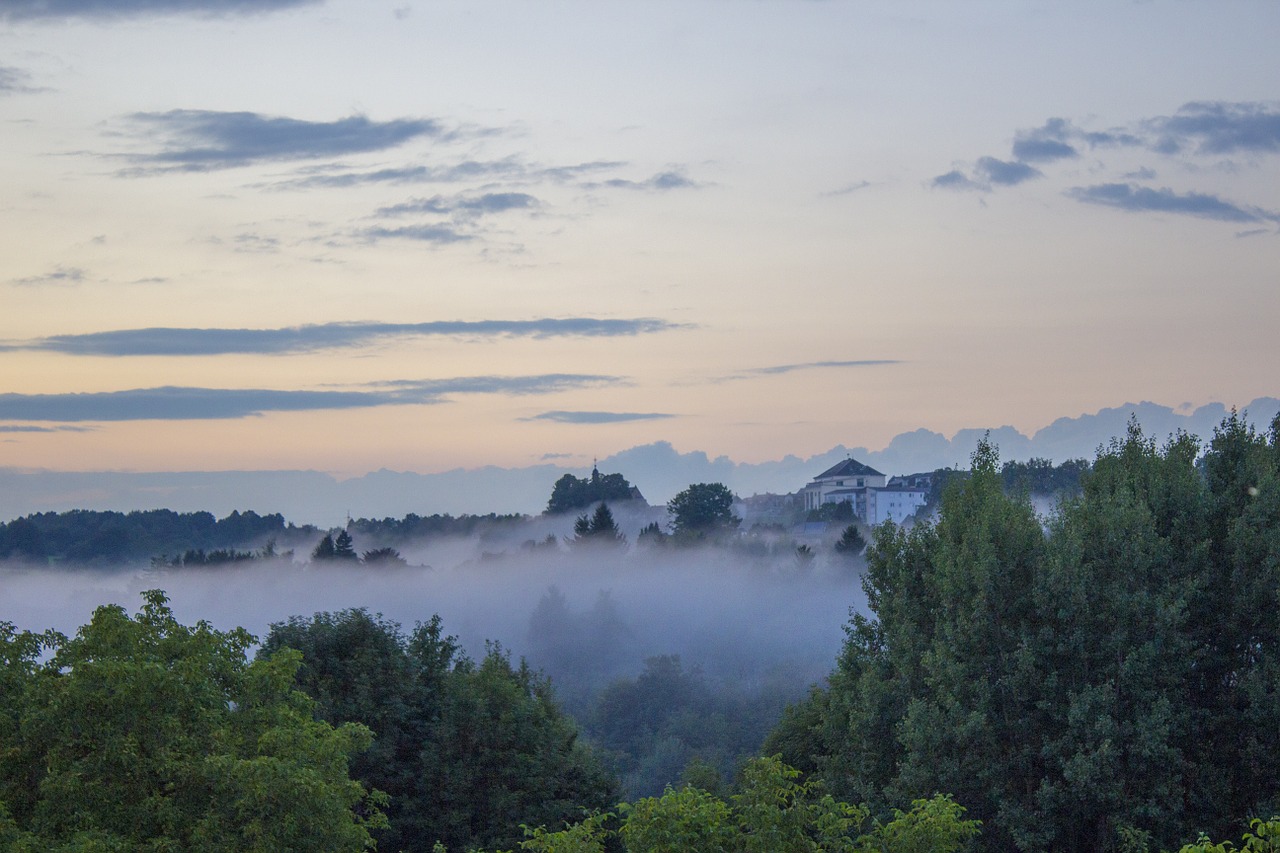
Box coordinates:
[2,0,1277,475]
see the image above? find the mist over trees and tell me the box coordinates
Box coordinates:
[3,418,1280,849]
[0,509,311,567]
[545,466,645,515]
[260,608,616,853]
[767,414,1280,852]
[667,482,740,542]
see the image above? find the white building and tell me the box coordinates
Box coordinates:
[801,458,927,526]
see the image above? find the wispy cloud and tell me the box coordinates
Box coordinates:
[935,101,1280,203]
[114,110,443,173]
[933,158,1040,191]
[0,374,619,422]
[1066,184,1277,223]
[263,159,623,191]
[583,170,698,191]
[527,411,676,424]
[1,0,319,22]
[821,180,872,198]
[0,424,95,433]
[376,192,540,218]
[359,224,472,245]
[4,318,684,356]
[10,266,87,287]
[0,65,41,95]
[716,359,902,382]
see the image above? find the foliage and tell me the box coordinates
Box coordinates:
[0,508,310,567]
[311,532,337,561]
[360,546,408,566]
[333,530,358,560]
[262,608,618,852]
[482,756,978,853]
[833,524,867,557]
[569,502,627,548]
[0,591,383,851]
[1000,456,1090,497]
[151,541,293,568]
[546,466,642,515]
[346,511,528,544]
[768,414,1280,852]
[808,500,855,523]
[667,483,740,542]
[636,521,668,547]
[1175,817,1280,853]
[587,655,799,799]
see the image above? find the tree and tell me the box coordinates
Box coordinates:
[333,530,359,561]
[833,524,867,557]
[667,483,739,542]
[768,420,1280,852]
[361,546,408,566]
[637,521,668,548]
[496,756,980,853]
[569,502,627,548]
[262,609,617,852]
[311,532,337,561]
[0,591,384,851]
[546,466,642,515]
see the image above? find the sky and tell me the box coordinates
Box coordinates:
[2,0,1278,480]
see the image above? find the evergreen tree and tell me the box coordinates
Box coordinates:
[333,530,359,561]
[569,502,627,548]
[262,609,617,852]
[833,524,867,556]
[311,532,337,561]
[768,419,1280,852]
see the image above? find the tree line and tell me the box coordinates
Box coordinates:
[767,413,1280,852]
[3,417,1279,850]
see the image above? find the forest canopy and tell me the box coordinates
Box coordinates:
[766,413,1280,853]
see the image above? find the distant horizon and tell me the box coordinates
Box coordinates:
[3,395,1274,526]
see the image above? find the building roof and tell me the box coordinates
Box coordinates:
[813,457,884,480]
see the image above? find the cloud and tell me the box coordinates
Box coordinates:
[1011,137,1077,163]
[264,159,623,191]
[932,159,1040,191]
[359,224,473,244]
[1,0,319,21]
[1066,183,1276,223]
[821,180,872,197]
[115,110,443,173]
[0,374,618,422]
[584,170,698,191]
[974,157,1041,186]
[717,359,901,382]
[10,266,87,286]
[933,102,1280,200]
[6,318,683,356]
[0,424,95,433]
[1123,167,1157,180]
[376,192,540,218]
[527,411,676,424]
[931,170,975,190]
[1011,118,1080,163]
[1149,101,1280,156]
[0,66,41,95]
[232,233,280,253]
